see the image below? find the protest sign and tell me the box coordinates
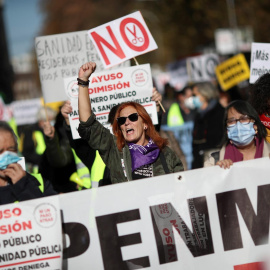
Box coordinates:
[161,122,194,170]
[250,42,270,83]
[0,196,62,270]
[10,98,41,126]
[35,31,130,103]
[0,97,12,121]
[64,64,157,139]
[1,158,270,269]
[215,27,253,55]
[89,11,158,69]
[187,53,219,82]
[215,53,250,91]
[167,59,189,91]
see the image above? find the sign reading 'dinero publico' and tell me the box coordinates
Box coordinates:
[89,11,158,69]
[64,64,157,139]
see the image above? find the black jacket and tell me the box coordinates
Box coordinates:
[0,172,57,205]
[64,122,112,186]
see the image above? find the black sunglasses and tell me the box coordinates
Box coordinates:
[117,113,139,126]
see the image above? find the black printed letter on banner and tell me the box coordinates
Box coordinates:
[62,222,90,259]
[216,184,270,251]
[96,209,150,270]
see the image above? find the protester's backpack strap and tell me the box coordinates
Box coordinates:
[160,151,170,174]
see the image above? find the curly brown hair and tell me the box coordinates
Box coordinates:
[250,73,270,115]
[112,102,168,151]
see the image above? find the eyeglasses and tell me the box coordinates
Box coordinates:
[226,115,253,127]
[117,113,139,126]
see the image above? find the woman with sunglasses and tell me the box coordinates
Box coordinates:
[204,100,270,169]
[77,62,184,183]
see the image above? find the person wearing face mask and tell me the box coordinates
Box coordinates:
[0,121,57,205]
[77,62,184,183]
[191,82,225,169]
[204,100,270,168]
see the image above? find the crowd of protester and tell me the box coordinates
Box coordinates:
[0,61,270,205]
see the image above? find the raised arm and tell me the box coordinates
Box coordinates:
[78,62,96,122]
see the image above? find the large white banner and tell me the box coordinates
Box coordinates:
[0,196,62,269]
[89,11,158,69]
[250,42,270,83]
[64,64,157,139]
[1,158,270,269]
[35,31,130,103]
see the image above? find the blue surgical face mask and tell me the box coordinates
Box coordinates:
[184,96,203,109]
[50,120,55,127]
[0,151,21,170]
[227,122,256,146]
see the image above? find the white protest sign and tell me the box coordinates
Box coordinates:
[215,27,253,55]
[0,97,12,121]
[64,64,157,139]
[187,53,219,82]
[88,11,158,69]
[57,157,270,269]
[11,98,41,126]
[0,196,62,269]
[167,59,189,90]
[35,31,130,103]
[250,42,270,83]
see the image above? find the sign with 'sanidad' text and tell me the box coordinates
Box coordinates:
[35,31,130,103]
[88,11,158,69]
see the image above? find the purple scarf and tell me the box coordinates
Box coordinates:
[224,137,264,162]
[128,139,160,171]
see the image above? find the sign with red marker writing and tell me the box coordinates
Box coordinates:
[35,30,130,103]
[0,196,62,269]
[88,11,158,69]
[64,64,158,139]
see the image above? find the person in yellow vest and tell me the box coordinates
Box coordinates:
[38,111,79,193]
[61,101,111,188]
[20,107,57,173]
[0,121,57,205]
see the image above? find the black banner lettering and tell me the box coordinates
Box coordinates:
[96,209,150,270]
[216,184,270,251]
